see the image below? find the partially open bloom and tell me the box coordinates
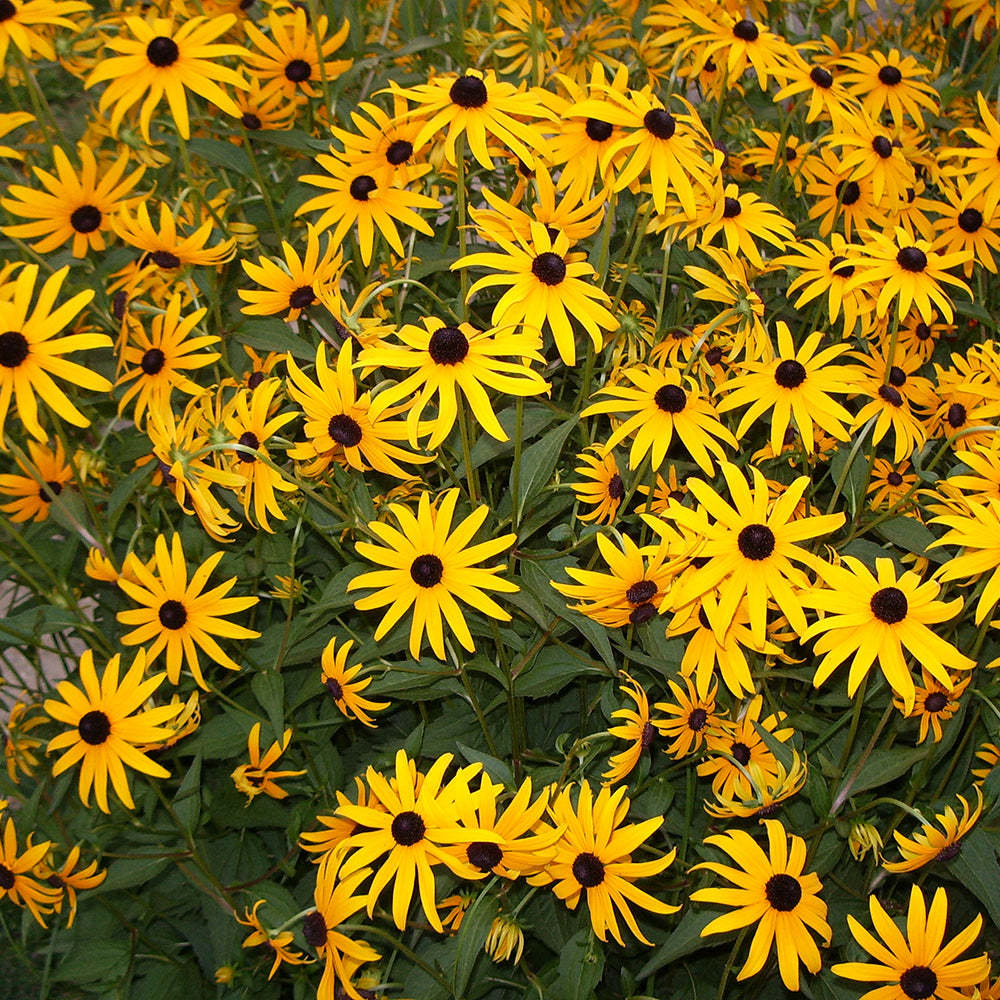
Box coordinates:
[319,637,389,728]
[882,789,983,873]
[231,723,306,803]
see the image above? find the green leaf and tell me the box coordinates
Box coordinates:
[458,403,555,476]
[456,741,515,788]
[452,882,499,1000]
[638,908,716,979]
[512,414,577,525]
[54,942,131,984]
[172,752,202,834]
[553,929,605,1000]
[949,829,1000,929]
[514,645,605,699]
[875,516,945,564]
[829,442,869,518]
[186,137,256,182]
[252,670,285,735]
[91,856,170,894]
[233,318,315,361]
[833,748,927,810]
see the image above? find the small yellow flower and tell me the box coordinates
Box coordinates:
[231,724,306,804]
[848,821,884,862]
[214,966,235,984]
[485,914,525,963]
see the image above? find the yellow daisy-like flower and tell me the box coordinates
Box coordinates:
[0,437,73,523]
[1,143,145,258]
[571,445,624,524]
[801,556,974,713]
[653,675,721,759]
[43,648,181,813]
[833,884,989,1000]
[882,788,983,873]
[929,497,1000,624]
[0,263,109,444]
[35,844,106,928]
[347,488,518,660]
[116,533,261,689]
[531,780,679,946]
[231,723,306,803]
[319,637,389,728]
[601,673,661,784]
[0,0,88,69]
[895,670,971,744]
[0,818,60,927]
[237,899,311,979]
[86,15,249,142]
[113,200,237,272]
[690,819,831,992]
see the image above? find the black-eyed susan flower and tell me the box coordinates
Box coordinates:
[319,637,389,728]
[117,533,261,690]
[347,488,518,660]
[296,150,441,267]
[485,914,526,964]
[716,322,857,454]
[895,670,971,743]
[3,701,45,782]
[0,818,59,927]
[231,723,306,804]
[392,68,554,170]
[113,200,237,273]
[833,884,989,1000]
[359,317,549,450]
[1,143,145,257]
[653,675,721,759]
[0,437,73,523]
[839,49,939,125]
[237,899,311,979]
[940,92,1000,220]
[336,750,488,931]
[826,111,915,208]
[239,225,344,322]
[806,149,888,239]
[0,263,109,443]
[300,777,386,862]
[285,340,432,481]
[667,462,845,645]
[222,380,297,533]
[115,297,220,426]
[705,751,808,819]
[85,15,249,142]
[531,780,678,946]
[772,55,860,128]
[845,227,971,324]
[243,8,351,103]
[571,445,624,524]
[601,673,662,784]
[36,844,106,928]
[867,459,918,510]
[305,852,380,1000]
[0,0,87,68]
[43,648,181,814]
[883,788,983,873]
[328,96,424,189]
[932,180,1000,276]
[455,220,617,367]
[690,819,831,991]
[801,556,974,713]
[582,365,737,474]
[682,11,796,91]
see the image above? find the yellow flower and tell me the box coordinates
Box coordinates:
[231,724,306,804]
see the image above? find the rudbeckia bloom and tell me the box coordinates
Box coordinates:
[0,437,73,523]
[0,263,109,443]
[705,752,808,819]
[36,845,106,928]
[114,201,237,272]
[845,227,972,323]
[0,0,88,68]
[582,365,737,474]
[838,49,940,125]
[335,750,489,931]
[690,819,831,991]
[231,723,306,803]
[601,673,662,784]
[530,780,679,946]
[86,15,249,142]
[667,462,845,645]
[940,92,1000,220]
[1,143,145,257]
[833,884,989,1000]
[653,675,722,759]
[358,317,550,449]
[894,670,970,743]
[929,497,1000,623]
[117,533,261,690]
[882,789,984,872]
[455,221,618,367]
[571,445,624,524]
[716,322,857,454]
[932,179,1000,276]
[319,637,389,728]
[806,150,888,239]
[296,150,441,266]
[0,818,59,927]
[43,648,182,813]
[238,899,311,979]
[801,556,974,713]
[348,488,518,660]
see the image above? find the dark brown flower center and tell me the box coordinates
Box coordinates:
[737,524,775,560]
[878,64,903,85]
[730,741,752,765]
[654,384,687,413]
[688,708,708,731]
[302,910,327,948]
[410,554,443,588]
[947,402,967,427]
[733,18,759,40]
[70,205,102,233]
[467,841,504,872]
[349,175,378,201]
[328,414,363,447]
[247,370,266,390]
[935,840,961,861]
[836,180,861,206]
[899,967,937,1000]
[870,586,908,624]
[722,197,741,218]
[764,873,802,911]
[830,255,855,278]
[887,471,904,486]
[0,330,29,368]
[706,346,724,365]
[285,58,311,82]
[643,108,676,140]
[888,365,906,387]
[158,599,188,630]
[237,431,259,462]
[450,75,488,108]
[607,473,624,500]
[289,285,316,309]
[242,112,262,130]
[0,865,14,890]
[428,325,469,365]
[572,852,605,887]
[872,135,893,159]
[112,290,128,321]
[531,251,566,285]
[626,579,657,604]
[78,709,111,745]
[325,677,343,700]
[896,246,927,272]
[40,480,63,501]
[391,810,425,845]
[958,208,983,233]
[140,348,166,375]
[146,36,179,67]
[924,691,948,713]
[915,321,931,340]
[629,602,656,624]
[810,65,833,88]
[150,249,181,268]
[386,139,413,165]
[585,118,614,142]
[774,358,806,389]
[878,384,903,407]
